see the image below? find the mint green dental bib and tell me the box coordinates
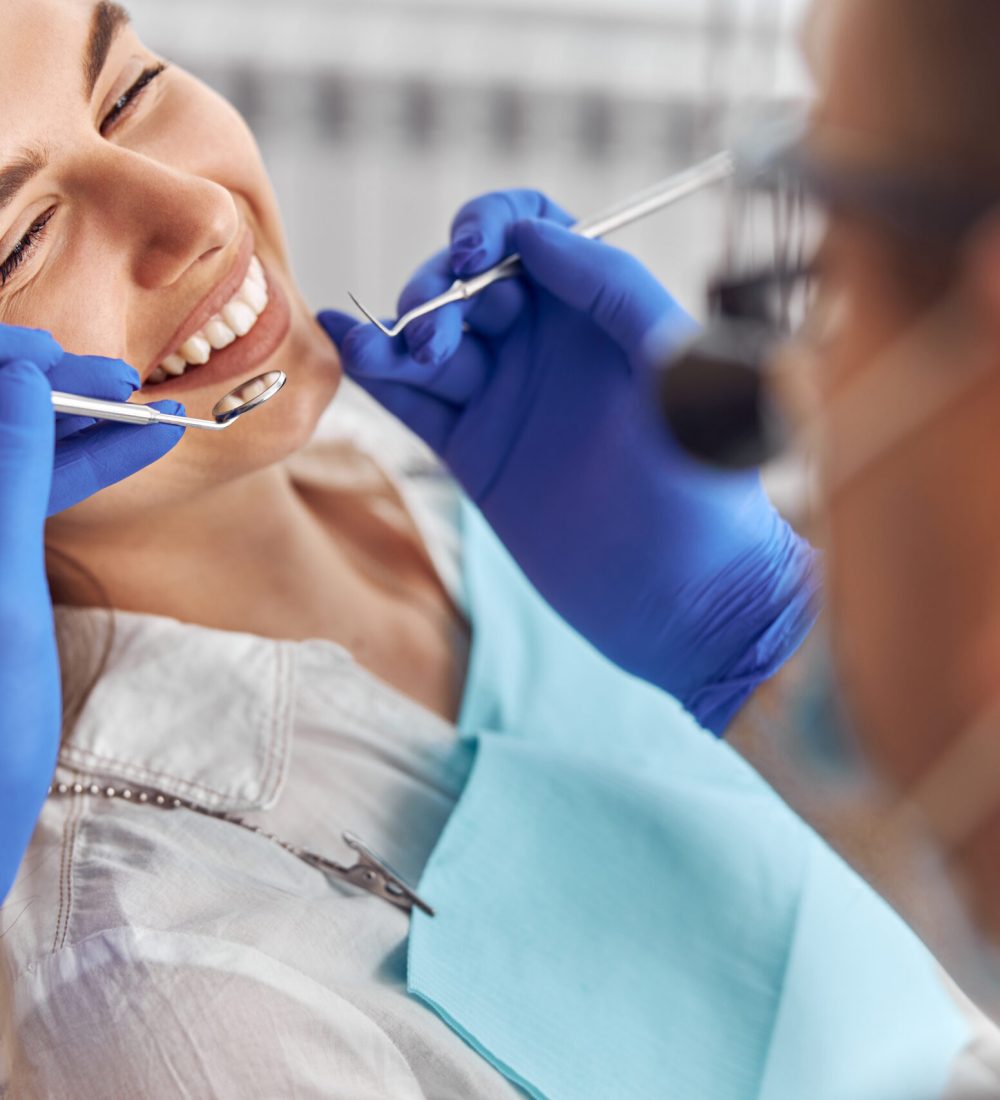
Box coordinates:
[407,502,969,1100]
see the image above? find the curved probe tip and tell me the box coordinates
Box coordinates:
[347,292,398,338]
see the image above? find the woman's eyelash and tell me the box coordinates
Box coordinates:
[0,209,55,287]
[100,62,168,136]
[0,64,169,288]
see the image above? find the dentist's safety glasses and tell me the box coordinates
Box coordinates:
[658,124,999,471]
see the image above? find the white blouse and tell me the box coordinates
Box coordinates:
[0,382,525,1098]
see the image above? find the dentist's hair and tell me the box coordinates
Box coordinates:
[851,0,1000,305]
[882,0,999,178]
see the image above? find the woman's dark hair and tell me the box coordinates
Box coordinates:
[45,546,115,739]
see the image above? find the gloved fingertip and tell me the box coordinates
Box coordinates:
[121,361,141,390]
[316,309,359,348]
[410,304,463,366]
[413,339,446,368]
[338,322,402,379]
[100,356,141,390]
[404,318,437,358]
[450,221,490,276]
[451,228,484,252]
[341,321,377,359]
[65,353,142,390]
[454,251,489,278]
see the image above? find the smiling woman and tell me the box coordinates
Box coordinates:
[0,0,512,1093]
[1,0,463,710]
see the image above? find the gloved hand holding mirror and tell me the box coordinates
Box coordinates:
[0,324,187,902]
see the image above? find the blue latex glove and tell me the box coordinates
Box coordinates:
[319,191,820,734]
[0,324,184,903]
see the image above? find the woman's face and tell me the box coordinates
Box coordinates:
[1,0,341,527]
[804,0,1000,933]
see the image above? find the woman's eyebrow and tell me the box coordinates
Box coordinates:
[0,150,48,215]
[85,1,131,99]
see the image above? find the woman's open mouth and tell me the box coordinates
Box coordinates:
[141,240,292,398]
[148,254,269,384]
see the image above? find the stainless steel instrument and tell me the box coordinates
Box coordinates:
[50,370,287,431]
[348,152,735,339]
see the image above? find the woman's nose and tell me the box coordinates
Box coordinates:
[91,147,240,289]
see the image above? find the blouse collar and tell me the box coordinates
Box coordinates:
[54,605,296,814]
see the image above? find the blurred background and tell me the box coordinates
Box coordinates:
[125,0,811,320]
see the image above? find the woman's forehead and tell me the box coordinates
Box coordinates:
[0,1,133,151]
[1,1,131,83]
[3,0,101,48]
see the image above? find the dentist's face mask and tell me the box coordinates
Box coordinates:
[660,127,1000,1017]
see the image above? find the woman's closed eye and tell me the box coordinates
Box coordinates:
[100,63,169,137]
[0,63,170,289]
[0,209,56,288]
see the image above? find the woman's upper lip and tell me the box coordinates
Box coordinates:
[144,228,255,382]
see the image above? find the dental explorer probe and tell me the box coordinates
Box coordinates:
[50,370,287,431]
[348,151,735,339]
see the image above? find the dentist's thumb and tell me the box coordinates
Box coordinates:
[511,218,694,365]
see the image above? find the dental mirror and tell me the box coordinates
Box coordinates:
[50,370,287,432]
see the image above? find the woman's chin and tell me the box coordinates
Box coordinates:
[48,335,343,531]
[194,333,344,471]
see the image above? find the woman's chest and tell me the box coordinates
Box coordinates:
[297,461,471,722]
[328,574,469,724]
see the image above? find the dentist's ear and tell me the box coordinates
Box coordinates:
[964,210,1000,346]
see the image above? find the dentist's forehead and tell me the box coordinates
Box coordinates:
[800,0,839,84]
[800,0,921,147]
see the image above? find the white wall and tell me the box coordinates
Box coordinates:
[125,0,812,319]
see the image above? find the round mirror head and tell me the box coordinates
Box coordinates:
[211,370,287,425]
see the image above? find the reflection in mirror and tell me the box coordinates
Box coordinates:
[212,370,287,424]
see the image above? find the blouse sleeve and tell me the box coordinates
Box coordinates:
[6,925,427,1100]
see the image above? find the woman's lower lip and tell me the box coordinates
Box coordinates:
[138,264,292,403]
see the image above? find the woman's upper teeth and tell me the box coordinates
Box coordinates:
[149,255,268,384]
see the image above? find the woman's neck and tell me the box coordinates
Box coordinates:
[46,458,470,721]
[47,463,340,635]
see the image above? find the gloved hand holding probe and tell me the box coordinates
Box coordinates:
[0,324,184,903]
[320,191,820,734]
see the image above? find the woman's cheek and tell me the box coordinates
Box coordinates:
[150,74,290,269]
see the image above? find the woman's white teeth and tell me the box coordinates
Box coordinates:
[162,353,188,375]
[240,278,268,315]
[221,300,257,338]
[152,255,269,381]
[204,318,237,351]
[179,335,212,365]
